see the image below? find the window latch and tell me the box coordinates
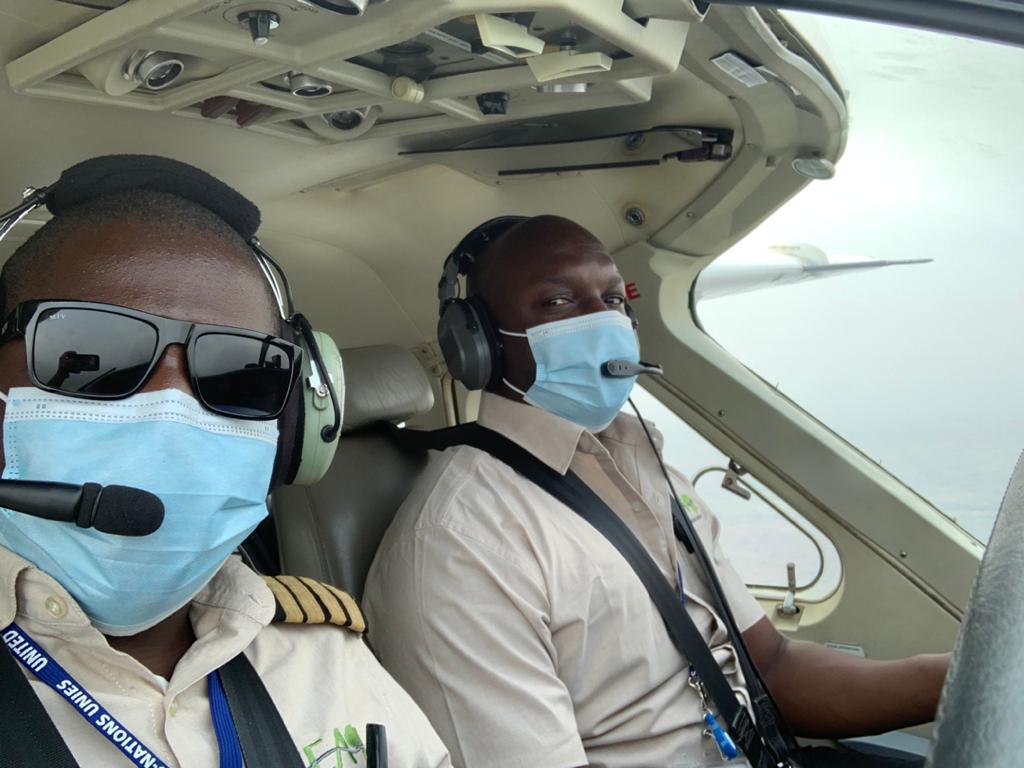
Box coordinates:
[721,460,751,501]
[777,562,802,616]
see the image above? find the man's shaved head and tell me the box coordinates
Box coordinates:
[466,215,608,306]
[462,214,629,397]
[1,189,273,316]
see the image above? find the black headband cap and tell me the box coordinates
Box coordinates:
[46,154,261,241]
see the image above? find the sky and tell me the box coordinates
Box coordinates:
[644,11,1024,569]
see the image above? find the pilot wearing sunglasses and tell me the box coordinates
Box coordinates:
[0,156,450,768]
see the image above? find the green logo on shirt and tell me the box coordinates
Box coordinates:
[679,494,700,519]
[303,725,365,767]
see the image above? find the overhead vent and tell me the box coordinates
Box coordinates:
[8,0,699,146]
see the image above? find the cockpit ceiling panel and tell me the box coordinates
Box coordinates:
[400,125,735,183]
[5,0,704,146]
[349,14,630,83]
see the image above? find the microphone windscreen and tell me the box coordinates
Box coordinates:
[93,486,165,536]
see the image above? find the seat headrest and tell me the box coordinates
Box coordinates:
[341,345,435,433]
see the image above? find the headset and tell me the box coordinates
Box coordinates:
[0,156,342,489]
[437,216,640,391]
[248,240,343,488]
[437,216,526,391]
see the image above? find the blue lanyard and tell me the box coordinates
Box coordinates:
[3,621,244,768]
[209,667,244,768]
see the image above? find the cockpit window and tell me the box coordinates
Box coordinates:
[694,11,1024,543]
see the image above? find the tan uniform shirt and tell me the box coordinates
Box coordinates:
[364,393,765,768]
[0,548,451,768]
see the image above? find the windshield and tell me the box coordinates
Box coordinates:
[695,11,1024,542]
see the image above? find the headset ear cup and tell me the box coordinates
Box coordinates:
[466,295,503,390]
[437,216,526,390]
[291,330,343,486]
[438,299,497,391]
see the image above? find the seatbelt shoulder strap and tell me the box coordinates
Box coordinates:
[663,475,799,763]
[218,652,305,768]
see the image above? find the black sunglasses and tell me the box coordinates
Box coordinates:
[0,300,303,420]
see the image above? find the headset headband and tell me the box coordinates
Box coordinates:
[438,216,529,310]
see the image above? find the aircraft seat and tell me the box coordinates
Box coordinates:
[271,344,435,600]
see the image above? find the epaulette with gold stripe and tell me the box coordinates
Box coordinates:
[262,575,365,634]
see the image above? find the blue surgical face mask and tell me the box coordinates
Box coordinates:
[500,310,640,432]
[0,387,277,636]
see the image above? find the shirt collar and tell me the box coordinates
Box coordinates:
[475,393,667,473]
[189,555,277,632]
[0,544,275,633]
[0,546,56,628]
[476,391,663,473]
[477,392,585,474]
[599,403,665,453]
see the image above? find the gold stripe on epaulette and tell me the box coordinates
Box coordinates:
[262,575,365,634]
[322,581,367,634]
[264,575,304,623]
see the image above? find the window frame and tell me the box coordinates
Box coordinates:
[708,0,1024,48]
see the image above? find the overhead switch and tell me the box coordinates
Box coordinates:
[475,14,545,58]
[623,0,708,21]
[527,50,612,83]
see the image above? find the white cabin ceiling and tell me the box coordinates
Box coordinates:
[0,0,846,351]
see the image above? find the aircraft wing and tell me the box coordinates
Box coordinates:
[694,243,932,301]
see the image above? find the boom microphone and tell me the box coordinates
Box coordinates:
[602,359,665,378]
[0,480,164,536]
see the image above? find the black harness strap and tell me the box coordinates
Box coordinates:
[666,472,797,765]
[219,652,306,768]
[0,634,80,767]
[400,422,798,768]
